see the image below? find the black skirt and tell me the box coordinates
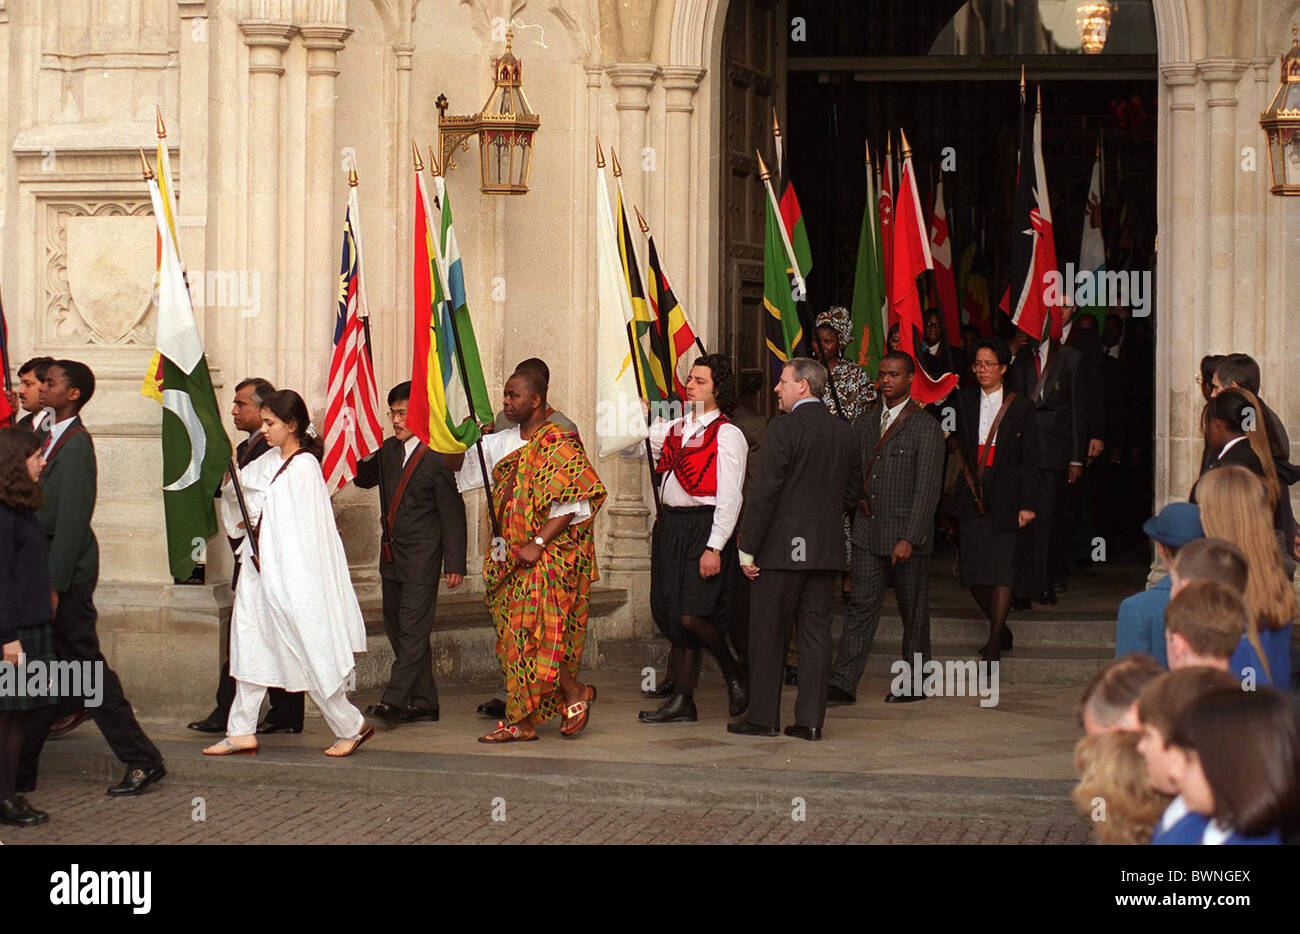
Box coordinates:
[958,513,1017,587]
[0,622,58,712]
[650,506,737,647]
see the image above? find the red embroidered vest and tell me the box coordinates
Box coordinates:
[655,416,730,497]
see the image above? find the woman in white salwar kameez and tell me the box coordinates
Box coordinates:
[203,390,373,758]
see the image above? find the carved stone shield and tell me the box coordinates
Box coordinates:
[66,215,157,344]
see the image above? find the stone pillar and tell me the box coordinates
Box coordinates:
[660,66,704,320]
[1197,60,1249,351]
[239,20,296,383]
[300,24,352,411]
[603,63,660,591]
[393,43,415,391]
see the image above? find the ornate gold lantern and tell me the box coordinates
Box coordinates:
[1075,1,1113,55]
[1261,26,1300,196]
[437,30,540,195]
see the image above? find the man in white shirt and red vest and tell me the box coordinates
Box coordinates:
[636,354,749,724]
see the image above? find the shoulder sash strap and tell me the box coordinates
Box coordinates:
[382,444,429,563]
[42,425,87,469]
[859,402,918,515]
[961,392,1017,515]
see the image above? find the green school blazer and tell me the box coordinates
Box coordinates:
[38,416,99,592]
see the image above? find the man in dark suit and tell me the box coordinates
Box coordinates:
[1008,332,1086,607]
[356,381,468,726]
[187,377,305,734]
[1056,307,1106,590]
[1211,353,1290,461]
[728,358,861,741]
[828,352,944,705]
[8,356,55,434]
[18,360,165,796]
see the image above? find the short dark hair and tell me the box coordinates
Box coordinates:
[49,359,95,411]
[880,350,915,375]
[1172,537,1248,596]
[1208,388,1254,435]
[510,368,547,401]
[1136,667,1241,741]
[1076,653,1164,730]
[388,381,412,406]
[1214,353,1261,394]
[691,354,737,417]
[514,358,550,386]
[923,308,942,324]
[972,337,1011,366]
[18,356,55,381]
[1169,687,1300,837]
[235,377,276,405]
[1199,354,1224,387]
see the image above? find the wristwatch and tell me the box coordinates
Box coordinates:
[533,536,546,548]
[706,547,721,556]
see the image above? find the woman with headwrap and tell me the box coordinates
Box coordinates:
[815,306,876,424]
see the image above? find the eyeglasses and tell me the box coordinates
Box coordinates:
[971,361,1001,370]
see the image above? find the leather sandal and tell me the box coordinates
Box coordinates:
[478,720,539,743]
[202,738,258,756]
[325,724,374,758]
[560,685,597,739]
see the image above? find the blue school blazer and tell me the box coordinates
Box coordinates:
[1230,624,1293,688]
[1151,812,1210,845]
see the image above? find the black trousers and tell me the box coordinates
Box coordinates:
[728,559,751,675]
[1014,467,1066,599]
[380,577,440,710]
[212,559,304,728]
[831,549,931,696]
[747,568,836,730]
[18,581,162,789]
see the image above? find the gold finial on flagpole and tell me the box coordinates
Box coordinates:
[633,205,650,234]
[139,148,154,180]
[899,128,912,159]
[1020,65,1026,92]
[156,106,167,139]
[595,137,605,168]
[755,149,771,181]
[885,133,892,157]
[348,163,358,187]
[428,145,442,178]
[411,138,423,172]
[865,139,872,167]
[772,107,782,138]
[610,147,623,177]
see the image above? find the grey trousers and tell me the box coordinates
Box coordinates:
[829,547,932,696]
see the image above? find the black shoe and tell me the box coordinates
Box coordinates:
[783,724,822,741]
[48,709,92,737]
[827,685,857,705]
[727,719,779,737]
[1010,597,1032,611]
[724,673,749,718]
[256,719,303,735]
[1037,588,1057,606]
[365,702,405,728]
[402,705,440,723]
[187,713,227,733]
[642,678,675,699]
[1000,625,1014,651]
[638,694,698,723]
[477,697,507,719]
[884,691,927,704]
[0,796,48,827]
[106,764,166,797]
[784,665,799,686]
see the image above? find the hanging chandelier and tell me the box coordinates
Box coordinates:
[1075,1,1113,54]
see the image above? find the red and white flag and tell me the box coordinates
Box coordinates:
[879,136,895,324]
[928,175,961,347]
[1000,85,1061,340]
[892,134,959,405]
[322,184,384,492]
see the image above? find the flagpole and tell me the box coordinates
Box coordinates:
[0,289,13,426]
[756,149,844,418]
[598,140,660,516]
[427,148,502,542]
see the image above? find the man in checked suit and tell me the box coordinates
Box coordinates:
[729,358,861,741]
[355,381,467,726]
[827,352,944,705]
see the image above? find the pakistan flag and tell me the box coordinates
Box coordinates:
[142,151,232,581]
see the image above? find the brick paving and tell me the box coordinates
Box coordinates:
[4,778,1089,845]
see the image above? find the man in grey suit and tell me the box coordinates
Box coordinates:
[828,352,945,705]
[729,358,861,741]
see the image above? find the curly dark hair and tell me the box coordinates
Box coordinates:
[691,353,737,417]
[0,427,44,511]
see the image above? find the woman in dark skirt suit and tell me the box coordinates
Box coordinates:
[947,339,1042,662]
[0,427,56,826]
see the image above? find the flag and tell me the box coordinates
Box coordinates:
[594,148,648,457]
[761,161,804,372]
[849,142,886,376]
[408,166,470,454]
[1077,143,1107,327]
[1000,86,1061,340]
[959,233,993,336]
[432,175,492,435]
[928,174,961,347]
[879,136,896,326]
[614,178,669,402]
[645,232,703,401]
[0,292,12,425]
[892,134,959,405]
[322,185,385,492]
[144,152,233,581]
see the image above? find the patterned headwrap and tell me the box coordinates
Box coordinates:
[815,306,853,349]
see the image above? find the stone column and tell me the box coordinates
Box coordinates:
[393,43,415,389]
[239,20,296,383]
[660,66,704,318]
[1197,60,1250,351]
[603,63,660,591]
[300,24,353,411]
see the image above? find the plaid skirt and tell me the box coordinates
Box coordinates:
[0,622,58,712]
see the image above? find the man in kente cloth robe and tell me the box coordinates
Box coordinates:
[454,370,607,742]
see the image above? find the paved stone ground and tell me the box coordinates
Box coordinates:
[4,779,1089,845]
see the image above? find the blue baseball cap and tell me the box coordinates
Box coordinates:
[1141,502,1204,547]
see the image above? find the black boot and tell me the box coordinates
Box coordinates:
[643,678,675,699]
[1000,625,1014,650]
[0,796,49,827]
[638,694,698,723]
[725,672,749,718]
